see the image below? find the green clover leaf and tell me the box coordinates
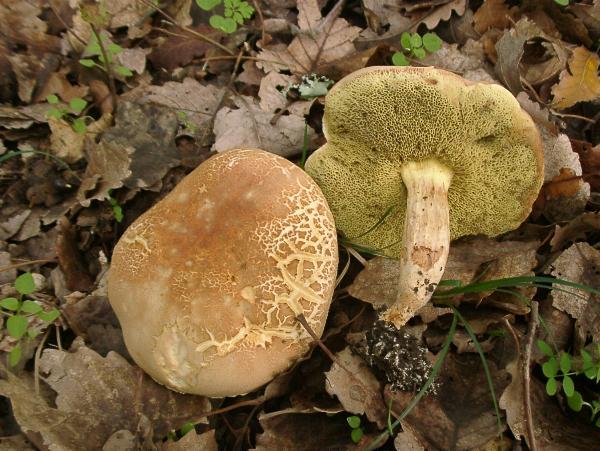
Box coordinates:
[15,272,35,295]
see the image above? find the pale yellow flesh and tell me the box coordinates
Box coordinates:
[381,160,453,327]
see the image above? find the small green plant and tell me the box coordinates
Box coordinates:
[346,415,364,444]
[538,339,600,427]
[107,190,124,223]
[1,273,60,367]
[166,422,195,441]
[392,32,442,67]
[554,0,569,6]
[79,33,133,78]
[195,0,254,34]
[46,94,88,133]
[176,111,198,135]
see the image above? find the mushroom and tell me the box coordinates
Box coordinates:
[305,66,543,327]
[108,149,338,397]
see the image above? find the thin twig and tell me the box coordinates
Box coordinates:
[34,329,51,395]
[89,24,118,108]
[0,259,56,273]
[55,323,63,351]
[48,0,87,47]
[296,313,338,363]
[250,0,266,45]
[503,317,521,356]
[140,0,235,56]
[523,301,539,451]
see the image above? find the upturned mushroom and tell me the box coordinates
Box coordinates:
[305,66,543,327]
[108,149,338,397]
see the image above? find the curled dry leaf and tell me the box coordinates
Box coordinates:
[324,347,387,428]
[573,141,600,192]
[550,211,600,252]
[552,47,600,109]
[386,353,510,450]
[548,242,600,341]
[213,95,318,157]
[258,0,361,76]
[495,18,568,94]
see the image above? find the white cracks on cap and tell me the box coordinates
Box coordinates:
[191,179,337,362]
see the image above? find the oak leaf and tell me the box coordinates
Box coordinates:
[552,47,600,109]
[257,0,361,76]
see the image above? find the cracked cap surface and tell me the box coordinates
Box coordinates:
[108,149,338,397]
[305,66,544,257]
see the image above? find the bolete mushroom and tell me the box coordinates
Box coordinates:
[108,149,338,397]
[305,66,543,327]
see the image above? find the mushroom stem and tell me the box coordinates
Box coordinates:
[382,159,453,328]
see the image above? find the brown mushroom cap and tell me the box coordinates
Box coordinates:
[108,149,338,397]
[305,66,544,257]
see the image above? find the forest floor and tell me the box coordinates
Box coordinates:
[1,0,600,450]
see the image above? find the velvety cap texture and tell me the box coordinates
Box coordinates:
[108,149,338,397]
[305,66,544,257]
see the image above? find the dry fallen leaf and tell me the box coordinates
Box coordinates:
[100,101,180,191]
[213,95,317,157]
[255,409,360,450]
[148,25,218,71]
[421,0,467,30]
[161,430,218,451]
[495,18,567,94]
[105,0,153,39]
[361,0,412,38]
[421,40,487,75]
[393,422,425,451]
[552,47,600,109]
[139,78,224,146]
[49,114,112,164]
[258,0,361,76]
[77,140,133,207]
[324,347,387,428]
[550,211,600,252]
[386,353,510,450]
[518,93,590,221]
[500,361,600,451]
[473,0,518,34]
[549,242,600,341]
[13,341,210,450]
[349,237,540,310]
[0,435,35,451]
